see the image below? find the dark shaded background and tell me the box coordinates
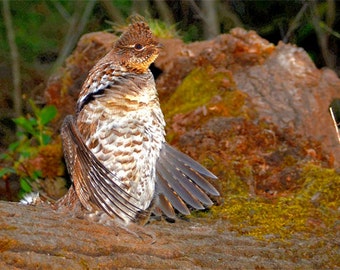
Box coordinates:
[0,0,339,147]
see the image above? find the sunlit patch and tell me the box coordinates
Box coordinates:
[329,99,340,143]
[19,192,40,205]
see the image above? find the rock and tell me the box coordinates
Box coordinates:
[155,28,339,167]
[46,28,340,167]
[233,42,340,167]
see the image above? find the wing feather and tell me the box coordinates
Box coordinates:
[61,115,147,222]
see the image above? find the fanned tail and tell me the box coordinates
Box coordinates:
[154,143,219,218]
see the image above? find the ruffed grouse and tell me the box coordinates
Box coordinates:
[60,18,219,225]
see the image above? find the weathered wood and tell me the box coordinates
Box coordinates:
[0,201,337,269]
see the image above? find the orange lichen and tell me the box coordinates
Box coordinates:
[0,238,18,252]
[229,28,275,65]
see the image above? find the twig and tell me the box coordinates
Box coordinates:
[50,1,72,23]
[310,0,336,69]
[319,22,340,39]
[283,2,309,43]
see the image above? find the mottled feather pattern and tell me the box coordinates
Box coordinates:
[59,19,220,225]
[61,115,146,222]
[77,63,128,112]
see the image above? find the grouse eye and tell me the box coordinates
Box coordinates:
[134,43,144,50]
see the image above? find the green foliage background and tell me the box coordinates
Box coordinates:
[0,0,339,150]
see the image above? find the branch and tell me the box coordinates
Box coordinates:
[99,0,124,24]
[132,0,150,17]
[2,0,22,117]
[187,0,220,39]
[283,2,309,43]
[201,0,219,39]
[154,0,175,25]
[51,0,96,72]
[310,0,336,69]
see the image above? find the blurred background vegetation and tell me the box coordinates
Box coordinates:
[0,0,339,151]
[0,0,340,146]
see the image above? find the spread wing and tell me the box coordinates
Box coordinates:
[155,143,220,219]
[61,115,146,223]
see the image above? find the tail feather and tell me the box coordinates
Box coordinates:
[154,143,219,218]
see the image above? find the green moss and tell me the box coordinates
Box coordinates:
[205,165,340,240]
[148,19,179,39]
[295,165,340,226]
[163,66,247,121]
[283,155,297,166]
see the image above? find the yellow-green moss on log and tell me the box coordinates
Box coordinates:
[163,65,248,121]
[205,165,340,240]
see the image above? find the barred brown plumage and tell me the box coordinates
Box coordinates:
[59,18,219,225]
